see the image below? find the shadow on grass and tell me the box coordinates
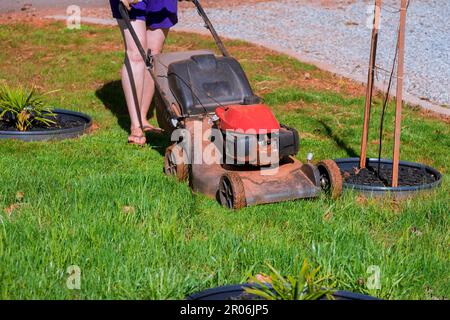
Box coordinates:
[96,80,130,131]
[95,80,171,156]
[317,119,358,158]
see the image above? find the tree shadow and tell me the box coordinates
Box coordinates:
[317,119,358,158]
[95,80,170,156]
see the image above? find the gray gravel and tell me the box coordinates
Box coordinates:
[175,0,450,108]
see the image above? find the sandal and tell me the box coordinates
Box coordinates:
[128,128,146,146]
[142,125,164,134]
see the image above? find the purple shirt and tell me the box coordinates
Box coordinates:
[110,0,178,29]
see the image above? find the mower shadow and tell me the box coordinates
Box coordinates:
[317,119,358,158]
[95,80,171,156]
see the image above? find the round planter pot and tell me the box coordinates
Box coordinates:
[187,284,379,300]
[335,158,442,198]
[0,109,92,142]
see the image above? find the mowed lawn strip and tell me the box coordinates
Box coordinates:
[0,22,448,300]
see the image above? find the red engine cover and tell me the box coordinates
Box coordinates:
[215,104,280,133]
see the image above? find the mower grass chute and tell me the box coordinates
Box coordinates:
[118,0,342,209]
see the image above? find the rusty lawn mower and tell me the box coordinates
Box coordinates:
[118,0,343,209]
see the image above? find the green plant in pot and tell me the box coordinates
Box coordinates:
[245,260,335,300]
[0,84,57,132]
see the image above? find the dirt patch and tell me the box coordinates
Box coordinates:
[418,108,450,124]
[0,9,50,27]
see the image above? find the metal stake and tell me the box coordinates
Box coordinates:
[359,0,383,168]
[392,0,408,187]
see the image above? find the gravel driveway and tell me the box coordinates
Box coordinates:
[176,0,450,110]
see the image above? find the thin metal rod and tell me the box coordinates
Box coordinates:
[359,0,383,168]
[192,0,230,57]
[392,0,408,187]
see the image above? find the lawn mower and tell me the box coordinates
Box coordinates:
[118,0,342,209]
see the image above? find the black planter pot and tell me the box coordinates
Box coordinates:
[187,284,379,300]
[335,158,442,198]
[0,109,92,142]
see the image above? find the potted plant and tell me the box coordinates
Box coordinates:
[243,260,335,300]
[187,260,378,301]
[0,84,92,141]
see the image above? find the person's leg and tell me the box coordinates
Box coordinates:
[140,27,169,129]
[117,18,148,144]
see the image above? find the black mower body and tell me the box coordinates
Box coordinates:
[168,54,259,116]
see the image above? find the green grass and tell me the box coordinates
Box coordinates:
[0,22,448,300]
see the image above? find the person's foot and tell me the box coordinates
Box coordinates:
[141,120,164,134]
[128,127,146,146]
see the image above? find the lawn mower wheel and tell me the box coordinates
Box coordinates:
[317,160,343,199]
[219,172,247,209]
[164,144,190,182]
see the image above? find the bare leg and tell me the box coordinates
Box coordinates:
[140,28,169,129]
[117,19,148,144]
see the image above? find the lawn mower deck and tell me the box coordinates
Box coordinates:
[118,0,342,209]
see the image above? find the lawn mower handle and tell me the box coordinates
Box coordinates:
[189,0,230,57]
